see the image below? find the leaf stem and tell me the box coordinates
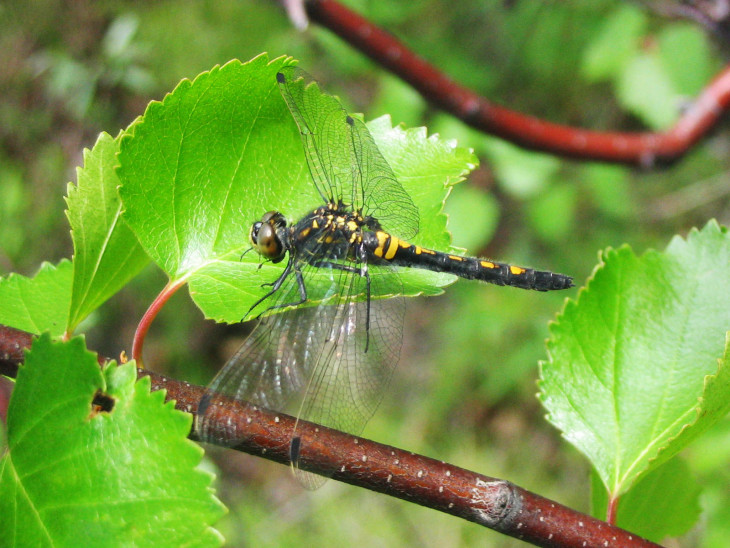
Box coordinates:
[132,278,186,366]
[607,494,620,525]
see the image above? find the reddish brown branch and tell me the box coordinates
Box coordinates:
[1,324,659,547]
[304,0,730,166]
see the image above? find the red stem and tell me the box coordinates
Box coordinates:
[131,278,186,366]
[607,494,620,525]
[305,0,730,166]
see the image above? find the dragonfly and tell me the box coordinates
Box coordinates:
[196,66,573,488]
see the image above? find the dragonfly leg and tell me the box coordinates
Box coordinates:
[244,254,299,320]
[357,244,372,353]
[308,251,373,352]
[263,265,308,314]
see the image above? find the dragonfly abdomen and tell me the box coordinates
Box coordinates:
[364,230,573,291]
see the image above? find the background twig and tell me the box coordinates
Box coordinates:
[303,0,730,165]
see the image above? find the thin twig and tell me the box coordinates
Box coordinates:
[0,324,659,547]
[300,0,730,166]
[646,169,730,220]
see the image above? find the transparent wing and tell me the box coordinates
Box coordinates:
[196,249,343,446]
[196,242,404,488]
[347,115,419,240]
[277,67,419,240]
[290,263,404,488]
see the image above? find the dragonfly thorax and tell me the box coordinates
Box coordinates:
[250,210,289,263]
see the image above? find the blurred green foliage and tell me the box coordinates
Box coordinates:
[2,0,730,546]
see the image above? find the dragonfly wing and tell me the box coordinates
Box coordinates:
[277,67,419,240]
[290,265,405,488]
[277,67,354,206]
[197,242,405,488]
[196,304,319,447]
[196,248,341,447]
[347,115,419,240]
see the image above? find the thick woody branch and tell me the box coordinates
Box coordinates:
[0,324,659,547]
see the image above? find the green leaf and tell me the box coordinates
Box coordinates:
[118,56,293,281]
[658,24,714,97]
[540,221,730,497]
[482,137,561,198]
[582,163,636,220]
[366,115,476,251]
[526,183,577,243]
[581,4,647,82]
[591,456,702,542]
[617,51,678,129]
[65,131,149,332]
[665,331,730,454]
[0,334,225,546]
[442,184,498,252]
[118,55,476,323]
[0,260,72,336]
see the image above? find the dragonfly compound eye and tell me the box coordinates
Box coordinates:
[249,221,263,245]
[252,221,284,260]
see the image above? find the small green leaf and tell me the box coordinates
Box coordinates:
[582,163,636,220]
[540,221,730,497]
[617,52,678,129]
[66,131,149,332]
[526,183,577,243]
[118,55,476,323]
[0,260,72,336]
[0,334,225,546]
[482,137,561,198]
[658,24,714,97]
[591,457,702,542]
[442,184,498,252]
[581,4,647,82]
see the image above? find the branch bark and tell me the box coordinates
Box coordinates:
[0,324,660,547]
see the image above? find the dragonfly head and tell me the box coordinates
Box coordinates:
[250,211,288,263]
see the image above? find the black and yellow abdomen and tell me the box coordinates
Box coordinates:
[363,230,573,291]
